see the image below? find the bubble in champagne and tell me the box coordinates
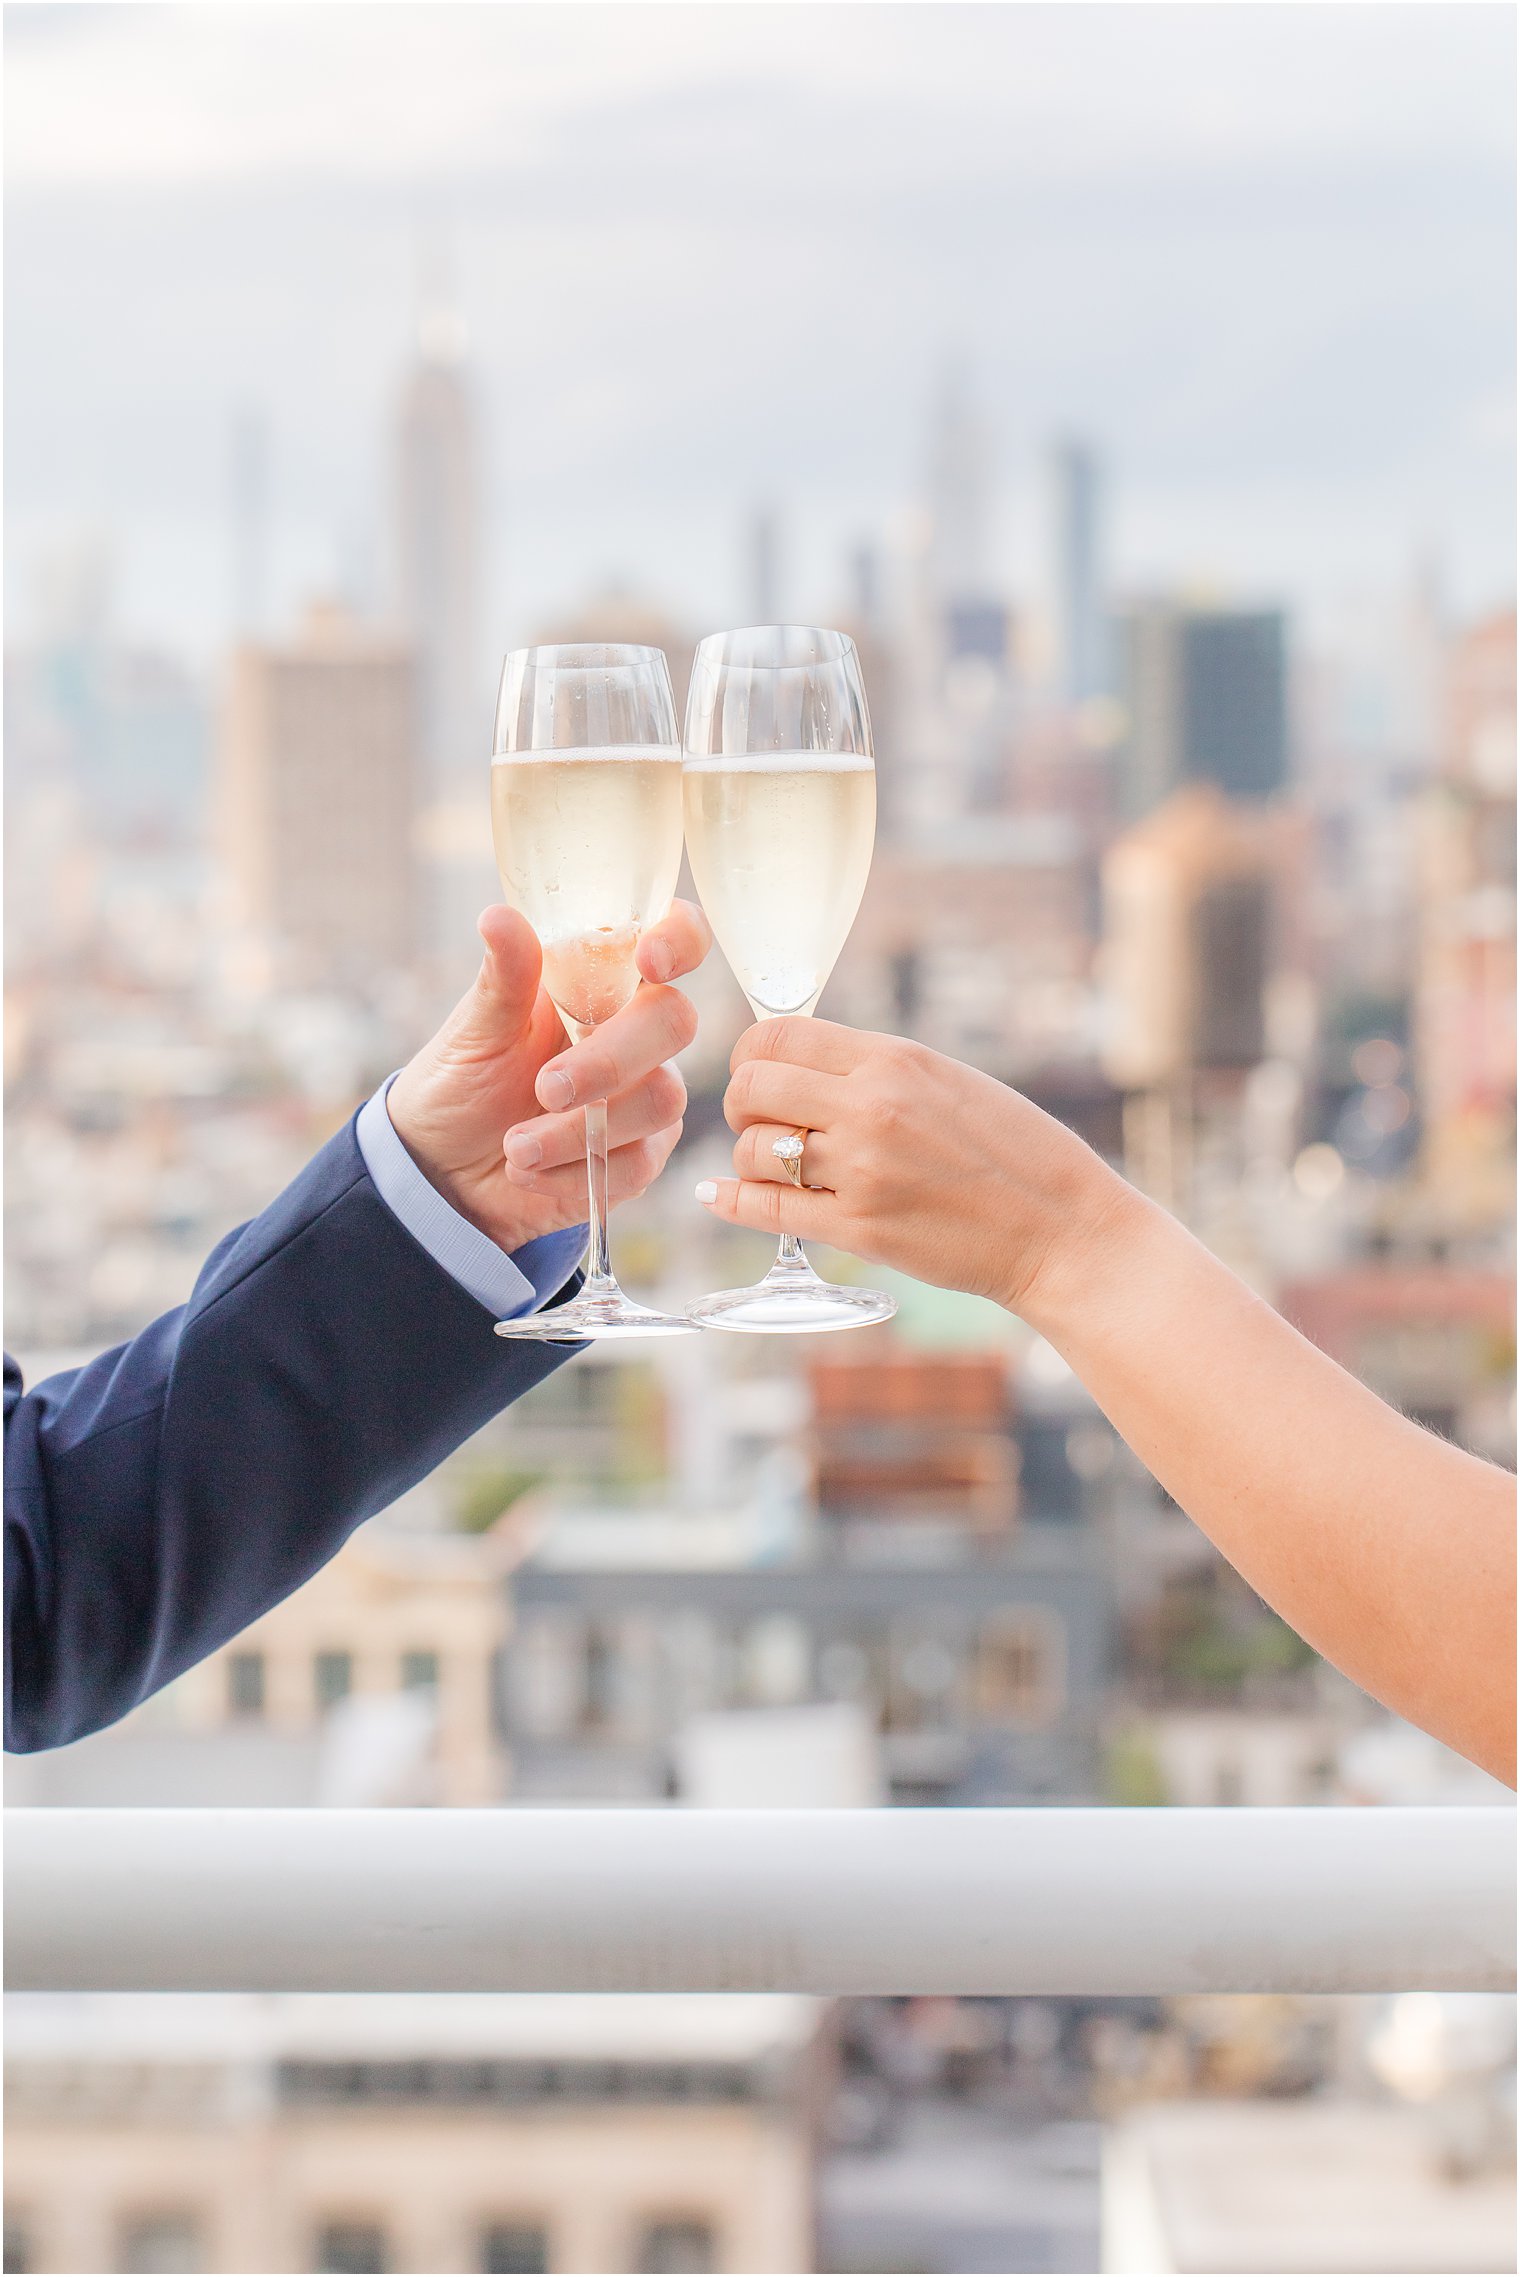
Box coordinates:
[541,923,641,1029]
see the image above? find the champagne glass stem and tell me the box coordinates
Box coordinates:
[582,1095,615,1296]
[762,1229,825,1291]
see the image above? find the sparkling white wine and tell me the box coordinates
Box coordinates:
[491,745,684,1030]
[683,753,876,1017]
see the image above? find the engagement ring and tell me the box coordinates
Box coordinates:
[771,1129,808,1188]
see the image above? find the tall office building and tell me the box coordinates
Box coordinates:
[393,266,481,803]
[1118,605,1287,816]
[218,601,419,985]
[926,363,1007,662]
[1049,440,1105,703]
[1101,785,1279,1091]
[1099,784,1304,1216]
[1414,608,1516,1222]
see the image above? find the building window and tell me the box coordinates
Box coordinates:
[401,1650,440,1692]
[227,1651,265,1718]
[315,2220,389,2274]
[741,1615,809,1707]
[636,2219,717,2274]
[315,1651,353,1709]
[973,1611,1064,1726]
[118,2214,202,2274]
[4,2214,33,2274]
[584,1623,618,1731]
[480,2221,549,2274]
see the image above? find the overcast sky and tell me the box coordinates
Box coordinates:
[5,2,1514,663]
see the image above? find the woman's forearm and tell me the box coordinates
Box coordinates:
[705,1018,1516,1784]
[1025,1183,1516,1783]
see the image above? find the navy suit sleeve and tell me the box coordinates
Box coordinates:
[4,1114,581,1752]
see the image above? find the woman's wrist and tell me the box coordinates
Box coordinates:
[1004,1146,1158,1343]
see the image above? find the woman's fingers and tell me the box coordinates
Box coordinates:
[693,1176,843,1243]
[731,1016,867,1079]
[536,982,697,1111]
[504,1064,687,1175]
[722,1055,846,1136]
[731,1121,838,1189]
[637,898,712,985]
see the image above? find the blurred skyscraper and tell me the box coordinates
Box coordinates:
[1118,605,1288,816]
[218,601,419,987]
[1049,439,1105,703]
[6,542,210,857]
[1100,786,1308,1218]
[1414,608,1517,1226]
[392,253,481,804]
[1102,787,1277,1094]
[926,362,1005,666]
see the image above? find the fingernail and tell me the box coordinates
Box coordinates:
[694,1180,718,1205]
[537,1068,574,1111]
[646,940,675,983]
[504,1132,542,1170]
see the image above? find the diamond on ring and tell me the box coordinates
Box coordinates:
[772,1135,805,1163]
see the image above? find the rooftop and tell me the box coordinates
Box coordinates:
[4,1991,820,2066]
[1103,2098,1516,2275]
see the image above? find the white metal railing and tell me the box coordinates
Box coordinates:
[5,1806,1512,1997]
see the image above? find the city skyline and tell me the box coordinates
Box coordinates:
[5,3,1514,665]
[4,18,1513,2277]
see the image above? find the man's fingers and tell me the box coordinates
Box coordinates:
[536,984,697,1111]
[602,1123,683,1204]
[504,1065,687,1175]
[501,1124,684,1209]
[638,898,712,985]
[730,1016,865,1079]
[423,906,552,1068]
[692,1176,841,1243]
[473,905,547,1026]
[732,1122,838,1188]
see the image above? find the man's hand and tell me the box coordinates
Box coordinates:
[387,900,711,1253]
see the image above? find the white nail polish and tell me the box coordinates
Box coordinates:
[694,1180,718,1205]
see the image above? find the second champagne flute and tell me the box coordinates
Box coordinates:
[490,642,697,1340]
[682,625,897,1333]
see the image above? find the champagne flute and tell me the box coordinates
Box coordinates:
[490,643,697,1340]
[682,625,897,1334]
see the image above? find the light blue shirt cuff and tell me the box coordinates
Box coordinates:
[355,1075,587,1322]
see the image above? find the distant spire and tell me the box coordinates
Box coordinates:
[927,353,993,605]
[415,232,467,367]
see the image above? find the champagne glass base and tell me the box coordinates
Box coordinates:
[495,1293,700,1342]
[688,1280,897,1335]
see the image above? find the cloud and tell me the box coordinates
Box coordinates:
[4,4,1513,650]
[5,3,1512,187]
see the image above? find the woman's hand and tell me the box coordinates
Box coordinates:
[388,899,711,1253]
[696,1017,1137,1322]
[697,1023,1517,1787]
